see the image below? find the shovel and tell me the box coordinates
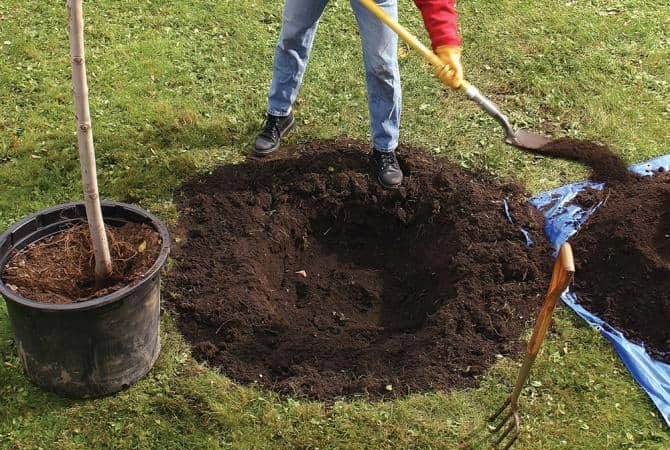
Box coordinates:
[358,0,552,150]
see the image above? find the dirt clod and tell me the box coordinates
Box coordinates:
[166,139,553,400]
[570,188,604,210]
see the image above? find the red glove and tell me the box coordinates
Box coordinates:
[413,0,461,49]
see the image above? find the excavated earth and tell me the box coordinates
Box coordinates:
[531,138,670,363]
[165,139,554,400]
[571,173,670,362]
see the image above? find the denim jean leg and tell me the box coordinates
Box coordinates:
[350,0,401,152]
[267,0,329,117]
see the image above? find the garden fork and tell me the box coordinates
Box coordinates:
[488,242,575,450]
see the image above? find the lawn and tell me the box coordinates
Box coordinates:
[1,0,669,448]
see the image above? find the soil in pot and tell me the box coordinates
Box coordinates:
[166,138,554,400]
[532,138,670,362]
[2,222,161,304]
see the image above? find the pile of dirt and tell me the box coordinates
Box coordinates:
[570,173,670,362]
[532,139,669,362]
[166,139,553,400]
[2,222,161,304]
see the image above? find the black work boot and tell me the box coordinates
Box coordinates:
[371,148,404,188]
[253,112,295,156]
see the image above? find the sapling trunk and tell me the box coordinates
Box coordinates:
[67,0,112,284]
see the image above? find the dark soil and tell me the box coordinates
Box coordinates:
[530,138,670,362]
[532,138,635,183]
[166,139,553,400]
[571,172,670,362]
[570,188,604,210]
[2,222,161,304]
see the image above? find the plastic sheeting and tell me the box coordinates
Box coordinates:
[529,154,670,427]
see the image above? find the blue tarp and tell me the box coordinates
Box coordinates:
[529,154,670,427]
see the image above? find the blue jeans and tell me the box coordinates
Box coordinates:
[267,0,401,152]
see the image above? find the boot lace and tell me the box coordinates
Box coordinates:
[259,115,281,140]
[378,151,398,169]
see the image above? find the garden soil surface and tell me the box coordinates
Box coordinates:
[166,139,554,400]
[531,139,670,363]
[2,222,161,304]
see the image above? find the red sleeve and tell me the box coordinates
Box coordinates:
[413,0,461,49]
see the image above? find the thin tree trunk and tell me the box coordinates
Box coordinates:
[67,0,112,284]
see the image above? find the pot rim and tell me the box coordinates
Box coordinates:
[0,201,171,312]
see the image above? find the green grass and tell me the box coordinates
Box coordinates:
[0,0,668,448]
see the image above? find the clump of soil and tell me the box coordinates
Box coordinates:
[530,138,670,362]
[570,187,604,209]
[2,222,161,304]
[166,139,553,400]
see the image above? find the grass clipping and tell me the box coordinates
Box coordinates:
[2,222,161,304]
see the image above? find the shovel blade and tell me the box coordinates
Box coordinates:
[506,130,552,150]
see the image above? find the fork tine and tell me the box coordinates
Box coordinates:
[493,419,517,446]
[499,432,519,450]
[490,408,515,432]
[489,397,511,421]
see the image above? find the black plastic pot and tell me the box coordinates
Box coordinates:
[0,201,170,398]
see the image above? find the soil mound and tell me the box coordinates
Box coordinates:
[2,222,161,304]
[166,139,553,399]
[571,171,670,362]
[528,138,669,361]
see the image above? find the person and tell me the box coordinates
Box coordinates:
[253,0,464,188]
